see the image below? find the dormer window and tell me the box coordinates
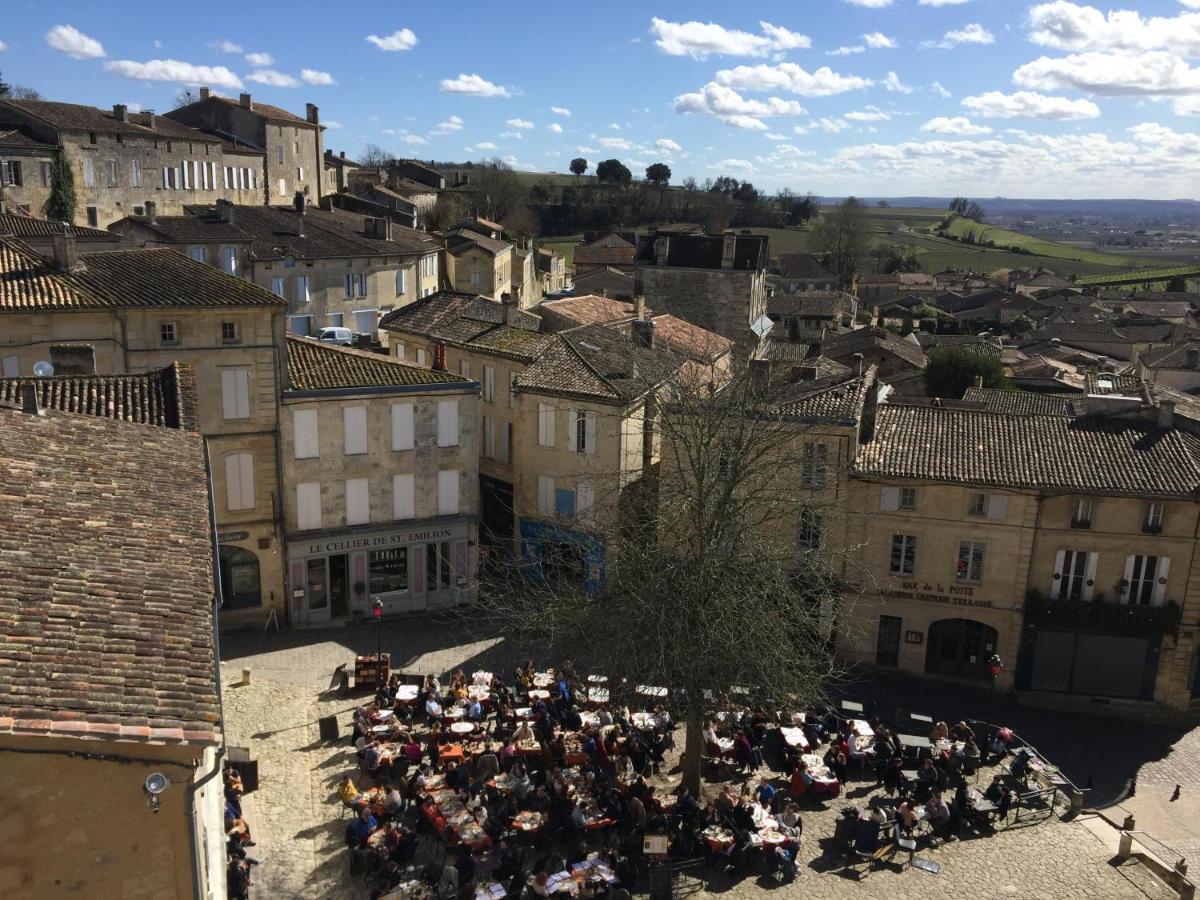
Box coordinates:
[1071,497,1093,529]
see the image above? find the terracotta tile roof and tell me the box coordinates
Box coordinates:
[285,335,471,392]
[0,213,117,243]
[0,99,217,141]
[769,291,848,318]
[918,333,1004,359]
[822,327,927,369]
[379,291,545,360]
[857,402,1200,497]
[0,237,288,312]
[573,236,636,269]
[775,252,832,280]
[962,387,1081,417]
[538,295,637,327]
[1141,340,1200,369]
[0,364,198,428]
[446,230,511,256]
[0,406,220,743]
[764,368,874,425]
[189,95,312,126]
[650,314,732,363]
[0,128,55,150]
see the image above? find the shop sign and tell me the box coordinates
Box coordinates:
[218,531,250,544]
[303,526,455,556]
[880,580,994,609]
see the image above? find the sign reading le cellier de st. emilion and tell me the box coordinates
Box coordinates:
[880,580,994,609]
[304,527,454,556]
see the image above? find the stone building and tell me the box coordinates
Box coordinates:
[570,265,635,300]
[843,385,1200,712]
[0,211,119,257]
[771,251,837,294]
[0,368,226,898]
[635,229,770,352]
[279,336,480,624]
[536,247,566,296]
[0,127,55,215]
[512,244,540,308]
[0,98,264,227]
[0,233,288,628]
[573,232,636,276]
[381,291,731,595]
[109,199,440,341]
[166,87,323,204]
[324,149,363,193]
[444,230,514,301]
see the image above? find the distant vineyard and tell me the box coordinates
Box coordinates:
[1076,265,1200,287]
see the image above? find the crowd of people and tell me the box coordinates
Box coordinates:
[223,767,261,899]
[318,662,1037,897]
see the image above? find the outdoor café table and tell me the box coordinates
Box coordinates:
[488,774,522,794]
[444,706,466,721]
[579,711,601,729]
[630,712,667,731]
[451,721,476,736]
[587,675,608,684]
[897,733,930,750]
[780,727,809,750]
[909,712,934,724]
[439,744,465,765]
[702,825,734,852]
[570,860,618,885]
[513,810,546,833]
[381,879,432,900]
[586,688,609,705]
[715,736,736,755]
[475,881,508,900]
[755,826,791,848]
[528,689,551,701]
[515,707,534,719]
[968,789,999,814]
[800,754,839,787]
[533,673,555,688]
[468,685,491,702]
[840,700,865,715]
[473,671,493,686]
[583,813,617,831]
[635,684,668,699]
[851,719,874,738]
[901,769,920,782]
[394,685,420,704]
[372,723,396,734]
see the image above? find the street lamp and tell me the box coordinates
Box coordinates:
[372,597,384,668]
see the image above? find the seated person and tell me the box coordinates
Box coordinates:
[896,799,918,830]
[383,782,404,816]
[925,792,952,829]
[351,806,379,847]
[466,697,484,721]
[950,721,975,743]
[339,774,364,808]
[984,775,1006,803]
[513,721,534,744]
[930,721,950,743]
[754,778,776,810]
[425,695,444,720]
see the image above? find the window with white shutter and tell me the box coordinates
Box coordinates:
[223,246,238,275]
[987,494,1009,520]
[483,415,495,459]
[880,486,900,512]
[437,470,460,515]
[1124,555,1170,606]
[393,474,415,520]
[394,343,406,361]
[437,400,460,447]
[1053,549,1097,602]
[292,409,319,459]
[1,356,17,377]
[224,453,255,511]
[538,403,555,448]
[396,269,407,296]
[577,481,594,526]
[538,475,555,516]
[271,276,285,297]
[343,407,367,455]
[391,403,414,451]
[416,348,427,368]
[509,372,518,408]
[296,482,322,530]
[220,367,251,420]
[345,478,370,525]
[483,366,495,403]
[499,421,512,465]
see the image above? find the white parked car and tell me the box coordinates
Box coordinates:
[317,327,354,345]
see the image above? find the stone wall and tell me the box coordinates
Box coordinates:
[640,266,765,351]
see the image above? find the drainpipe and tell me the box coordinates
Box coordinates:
[188,435,229,899]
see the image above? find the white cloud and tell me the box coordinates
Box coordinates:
[104,59,243,89]
[714,62,872,96]
[244,52,273,67]
[45,24,105,59]
[764,132,787,140]
[927,22,994,49]
[963,90,1101,119]
[431,115,464,135]
[550,106,571,116]
[649,17,810,59]
[1014,51,1200,96]
[815,117,850,132]
[919,0,970,5]
[827,46,866,56]
[0,40,7,52]
[440,74,511,97]
[211,40,243,54]
[922,116,992,135]
[844,105,891,121]
[1028,2,1200,56]
[366,29,418,52]
[656,138,683,152]
[884,71,914,94]
[931,81,952,98]
[246,69,299,88]
[470,142,498,151]
[547,123,564,133]
[400,134,428,146]
[863,32,897,49]
[714,158,755,171]
[301,68,336,85]
[843,0,893,6]
[323,120,343,129]
[576,146,596,154]
[498,131,522,139]
[674,81,806,130]
[506,118,534,129]
[608,122,621,130]
[599,137,633,149]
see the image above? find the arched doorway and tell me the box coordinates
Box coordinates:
[925,618,998,680]
[219,546,262,609]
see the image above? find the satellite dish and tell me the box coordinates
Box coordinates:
[32,361,55,378]
[144,772,170,796]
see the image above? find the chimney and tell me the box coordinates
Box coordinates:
[145,111,156,130]
[721,233,737,269]
[199,87,211,100]
[239,92,253,110]
[654,236,669,266]
[749,357,771,397]
[294,191,307,215]
[501,292,519,324]
[853,352,864,377]
[19,383,43,416]
[793,364,818,381]
[433,343,446,372]
[306,103,319,125]
[1158,400,1176,429]
[634,294,647,320]
[974,375,984,389]
[340,151,346,159]
[1187,348,1200,370]
[145,200,158,225]
[632,318,656,350]
[112,104,128,123]
[50,229,81,274]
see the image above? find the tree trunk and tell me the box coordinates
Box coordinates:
[681,703,705,797]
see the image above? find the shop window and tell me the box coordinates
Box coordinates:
[370,548,409,594]
[219,546,262,609]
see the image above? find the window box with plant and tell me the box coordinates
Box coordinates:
[1024,588,1181,638]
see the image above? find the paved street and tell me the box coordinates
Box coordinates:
[219,615,1194,898]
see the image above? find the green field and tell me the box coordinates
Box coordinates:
[937,215,1165,269]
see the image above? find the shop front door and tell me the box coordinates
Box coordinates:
[328,553,350,619]
[925,618,998,680]
[306,557,330,623]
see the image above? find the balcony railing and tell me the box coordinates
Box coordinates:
[1025,590,1181,638]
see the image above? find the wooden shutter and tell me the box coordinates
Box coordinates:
[585,411,597,455]
[987,495,1008,520]
[1152,557,1171,606]
[1120,555,1136,603]
[577,482,594,525]
[296,482,321,530]
[538,404,555,448]
[567,409,578,452]
[1052,549,1066,597]
[221,368,250,419]
[292,409,319,459]
[438,470,459,516]
[538,475,555,515]
[225,453,253,511]
[343,407,367,455]
[880,486,900,511]
[345,478,370,525]
[437,399,459,447]
[393,473,415,520]
[1082,552,1098,602]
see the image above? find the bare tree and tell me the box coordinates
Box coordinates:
[361,143,392,166]
[814,197,870,289]
[472,348,856,795]
[174,88,199,107]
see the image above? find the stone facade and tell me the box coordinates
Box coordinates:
[640,264,767,351]
[0,99,265,227]
[166,89,323,204]
[445,240,512,300]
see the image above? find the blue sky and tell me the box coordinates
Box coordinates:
[4,1,1200,198]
